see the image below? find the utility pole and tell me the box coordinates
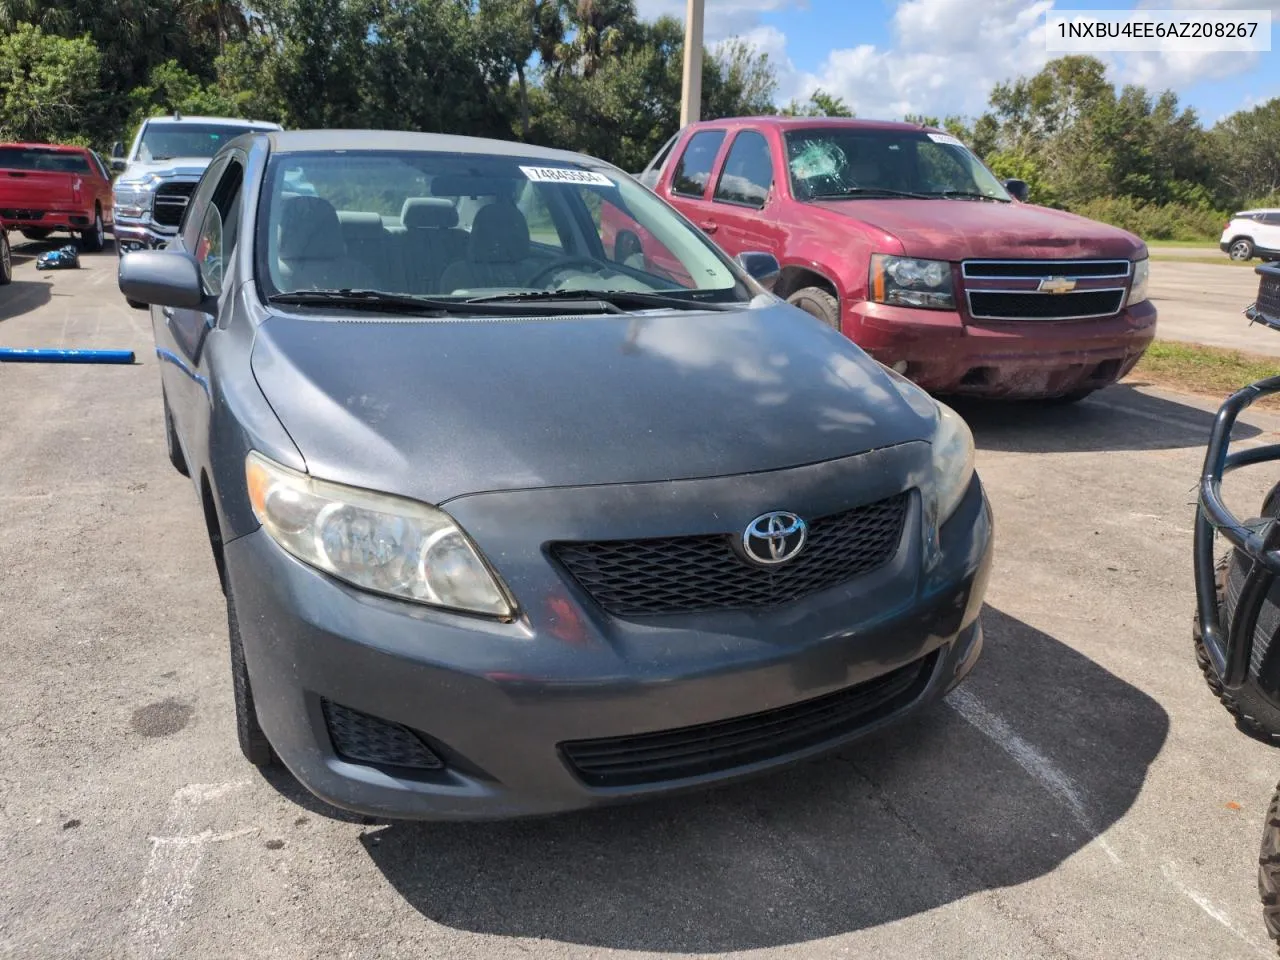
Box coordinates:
[680,0,704,128]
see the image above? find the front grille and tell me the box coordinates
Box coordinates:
[0,209,44,220]
[561,651,937,787]
[1257,268,1280,324]
[552,493,909,617]
[967,289,1125,321]
[152,182,196,227]
[962,259,1131,279]
[321,699,443,770]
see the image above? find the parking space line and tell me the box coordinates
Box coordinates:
[1161,861,1273,956]
[947,688,1120,863]
[126,781,252,960]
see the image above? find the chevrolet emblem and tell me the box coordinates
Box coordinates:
[1039,277,1077,294]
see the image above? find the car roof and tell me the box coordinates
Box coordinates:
[1235,209,1280,215]
[0,142,91,152]
[687,116,945,134]
[143,116,281,130]
[259,129,617,167]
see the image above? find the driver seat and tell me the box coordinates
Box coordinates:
[439,201,541,293]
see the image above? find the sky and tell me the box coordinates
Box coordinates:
[634,0,1280,125]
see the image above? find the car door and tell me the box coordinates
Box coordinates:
[659,129,728,241]
[707,129,781,260]
[155,154,245,451]
[1260,213,1280,255]
[88,152,114,228]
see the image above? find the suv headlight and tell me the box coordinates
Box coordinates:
[870,254,955,309]
[113,179,156,218]
[932,402,975,524]
[1127,257,1149,306]
[245,452,514,618]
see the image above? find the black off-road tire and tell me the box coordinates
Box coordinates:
[1259,784,1280,947]
[227,586,277,768]
[787,286,840,330]
[0,231,11,285]
[80,207,105,253]
[1194,554,1280,744]
[20,227,53,242]
[162,393,188,477]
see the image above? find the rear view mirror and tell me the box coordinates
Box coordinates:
[118,250,208,311]
[1004,179,1030,203]
[736,251,781,292]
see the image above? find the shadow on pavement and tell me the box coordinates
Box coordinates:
[953,382,1263,455]
[361,605,1167,951]
[0,281,52,322]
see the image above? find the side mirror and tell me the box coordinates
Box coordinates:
[118,250,209,311]
[1003,179,1030,203]
[111,141,125,159]
[736,251,781,292]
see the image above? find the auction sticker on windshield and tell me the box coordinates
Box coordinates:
[520,166,614,186]
[926,133,964,147]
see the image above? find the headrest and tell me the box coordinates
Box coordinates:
[468,201,530,264]
[278,196,344,260]
[401,197,459,229]
[337,210,386,238]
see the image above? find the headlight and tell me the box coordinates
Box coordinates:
[245,452,513,618]
[113,179,155,218]
[931,401,975,524]
[870,254,955,309]
[1127,257,1149,306]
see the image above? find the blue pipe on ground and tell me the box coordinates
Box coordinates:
[0,348,136,364]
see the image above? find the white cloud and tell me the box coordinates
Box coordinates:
[635,0,806,42]
[715,0,1279,121]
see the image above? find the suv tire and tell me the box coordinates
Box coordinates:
[0,231,10,286]
[1260,783,1280,946]
[80,207,105,253]
[227,585,277,768]
[787,286,840,330]
[1230,238,1256,261]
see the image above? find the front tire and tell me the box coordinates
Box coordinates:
[227,586,277,768]
[786,286,840,330]
[162,393,189,477]
[80,207,104,253]
[1230,238,1256,261]
[1260,785,1280,946]
[0,232,11,285]
[1194,548,1280,744]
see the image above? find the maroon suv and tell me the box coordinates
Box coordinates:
[636,117,1157,401]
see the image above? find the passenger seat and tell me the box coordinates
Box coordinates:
[399,198,467,294]
[337,211,396,291]
[276,196,377,292]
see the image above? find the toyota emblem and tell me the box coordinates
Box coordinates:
[742,511,807,566]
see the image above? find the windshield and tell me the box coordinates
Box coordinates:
[136,123,259,161]
[0,147,91,174]
[257,150,750,305]
[784,128,1010,202]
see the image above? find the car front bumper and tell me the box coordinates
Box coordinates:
[849,299,1157,398]
[223,452,993,822]
[112,214,175,253]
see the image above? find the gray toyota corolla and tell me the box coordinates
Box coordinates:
[119,130,992,820]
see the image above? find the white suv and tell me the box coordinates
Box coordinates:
[1221,209,1280,262]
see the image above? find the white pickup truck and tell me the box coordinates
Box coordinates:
[110,113,281,256]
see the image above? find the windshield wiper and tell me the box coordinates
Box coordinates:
[464,289,734,312]
[926,190,1009,202]
[817,187,932,200]
[266,288,700,316]
[149,155,175,161]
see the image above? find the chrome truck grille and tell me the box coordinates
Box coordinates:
[961,259,1132,322]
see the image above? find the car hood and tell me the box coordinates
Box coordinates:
[808,198,1146,260]
[118,158,211,182]
[250,302,936,505]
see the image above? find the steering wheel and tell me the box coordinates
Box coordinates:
[528,256,613,289]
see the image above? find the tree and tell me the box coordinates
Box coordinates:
[1212,97,1280,205]
[0,23,101,144]
[782,89,852,118]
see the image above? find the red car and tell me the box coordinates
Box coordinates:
[634,117,1157,402]
[0,143,113,252]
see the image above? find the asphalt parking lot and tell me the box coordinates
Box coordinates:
[1150,257,1280,357]
[4,239,1280,960]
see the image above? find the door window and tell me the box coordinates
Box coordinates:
[195,158,245,299]
[713,131,773,208]
[671,131,726,199]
